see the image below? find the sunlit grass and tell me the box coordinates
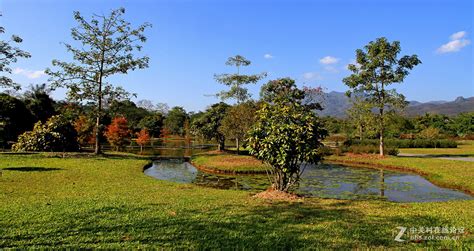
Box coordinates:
[0,153,472,248]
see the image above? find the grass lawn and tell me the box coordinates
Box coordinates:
[191,151,269,173]
[399,140,474,157]
[0,153,473,248]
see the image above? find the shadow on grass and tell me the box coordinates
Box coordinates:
[0,200,457,249]
[2,167,62,172]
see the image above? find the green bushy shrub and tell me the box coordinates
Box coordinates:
[12,115,79,152]
[342,145,399,156]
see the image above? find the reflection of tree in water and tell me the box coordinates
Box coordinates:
[193,172,245,190]
[192,172,269,191]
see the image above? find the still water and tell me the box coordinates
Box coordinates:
[144,160,472,202]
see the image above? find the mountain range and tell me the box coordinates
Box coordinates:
[316,91,474,118]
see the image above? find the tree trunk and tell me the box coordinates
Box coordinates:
[236,138,240,155]
[379,113,384,156]
[379,82,385,157]
[94,85,102,154]
[95,34,106,155]
[218,138,225,151]
[140,145,143,153]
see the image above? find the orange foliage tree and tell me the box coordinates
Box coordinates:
[73,115,95,147]
[105,117,130,151]
[136,128,150,153]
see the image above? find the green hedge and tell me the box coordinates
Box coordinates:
[343,139,457,148]
[341,145,399,156]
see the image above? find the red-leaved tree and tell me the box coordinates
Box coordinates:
[136,128,150,153]
[105,117,130,151]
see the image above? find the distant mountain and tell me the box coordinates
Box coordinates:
[316,91,474,118]
[404,96,474,117]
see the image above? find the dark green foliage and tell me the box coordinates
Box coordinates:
[164,106,188,136]
[23,84,57,122]
[449,112,474,137]
[341,145,399,156]
[12,115,78,152]
[344,138,457,148]
[191,102,230,150]
[219,101,258,153]
[249,78,327,191]
[109,100,151,132]
[0,93,34,147]
[138,114,164,138]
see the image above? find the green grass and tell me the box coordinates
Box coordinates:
[0,153,473,248]
[399,140,474,157]
[191,151,269,173]
[326,154,474,194]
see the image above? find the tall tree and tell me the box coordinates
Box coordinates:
[343,37,421,156]
[0,14,31,90]
[46,8,151,154]
[214,55,266,103]
[191,102,230,151]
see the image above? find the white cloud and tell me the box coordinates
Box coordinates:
[437,31,471,54]
[13,68,46,79]
[263,53,273,59]
[450,31,466,40]
[302,72,322,82]
[319,56,339,65]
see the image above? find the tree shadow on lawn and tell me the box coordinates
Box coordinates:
[1,200,456,249]
[2,167,62,172]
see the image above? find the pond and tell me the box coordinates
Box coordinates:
[144,160,473,202]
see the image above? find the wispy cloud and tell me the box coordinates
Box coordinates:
[437,31,470,54]
[263,53,274,59]
[323,66,339,73]
[302,72,322,82]
[13,68,46,79]
[319,56,339,65]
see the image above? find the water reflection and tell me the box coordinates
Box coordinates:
[144,161,473,202]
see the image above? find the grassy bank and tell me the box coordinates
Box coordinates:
[191,151,269,174]
[0,153,473,248]
[326,154,474,195]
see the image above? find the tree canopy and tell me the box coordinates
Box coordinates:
[343,37,421,156]
[214,55,266,103]
[248,78,327,192]
[46,8,151,154]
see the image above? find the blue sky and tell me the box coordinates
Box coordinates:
[2,0,473,112]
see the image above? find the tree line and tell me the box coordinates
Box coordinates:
[3,7,472,191]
